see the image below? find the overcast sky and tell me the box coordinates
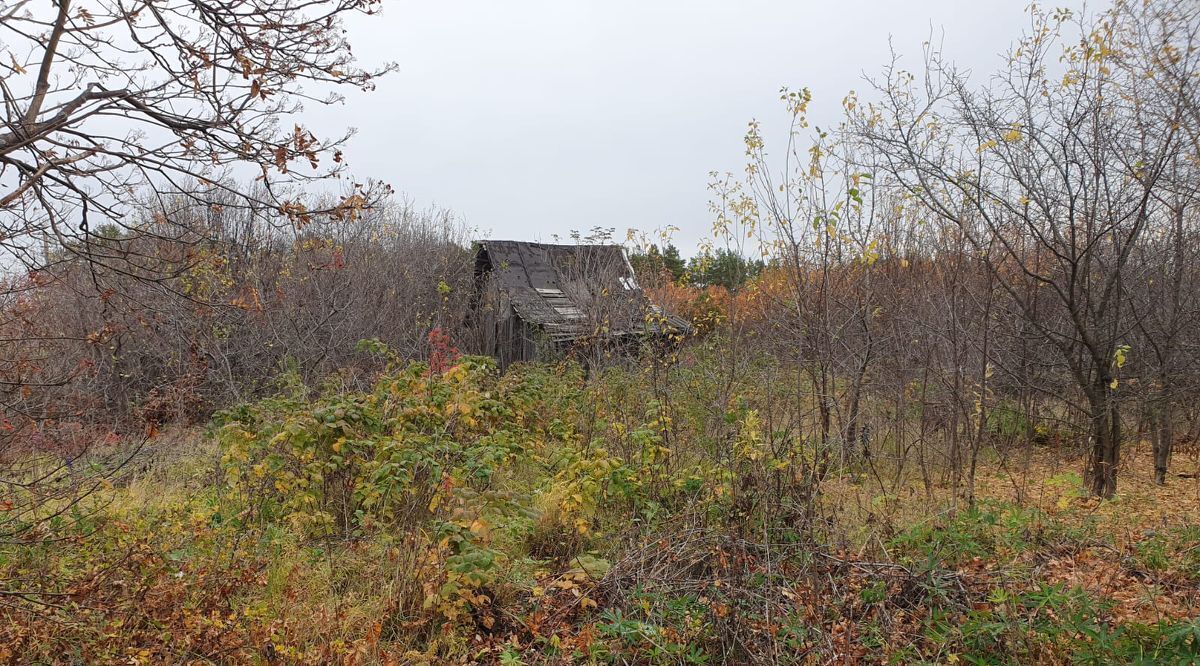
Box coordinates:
[310,1,1095,253]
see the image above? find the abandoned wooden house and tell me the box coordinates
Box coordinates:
[471,240,689,368]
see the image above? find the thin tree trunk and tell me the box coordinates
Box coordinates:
[1152,392,1172,485]
[1085,380,1121,498]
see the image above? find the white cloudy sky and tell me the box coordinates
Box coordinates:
[309,1,1095,252]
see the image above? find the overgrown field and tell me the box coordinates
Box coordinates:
[3,347,1200,664]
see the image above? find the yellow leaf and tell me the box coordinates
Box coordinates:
[469,518,490,538]
[1003,129,1022,142]
[1114,345,1129,368]
[977,139,998,153]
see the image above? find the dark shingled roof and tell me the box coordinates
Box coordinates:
[474,240,690,341]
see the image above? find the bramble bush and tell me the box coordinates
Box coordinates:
[215,349,537,622]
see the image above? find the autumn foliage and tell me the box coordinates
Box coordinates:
[4,0,1200,663]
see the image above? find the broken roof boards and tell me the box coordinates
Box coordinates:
[473,240,688,364]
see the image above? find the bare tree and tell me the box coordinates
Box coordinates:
[1118,0,1200,483]
[853,4,1199,496]
[1,0,393,243]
